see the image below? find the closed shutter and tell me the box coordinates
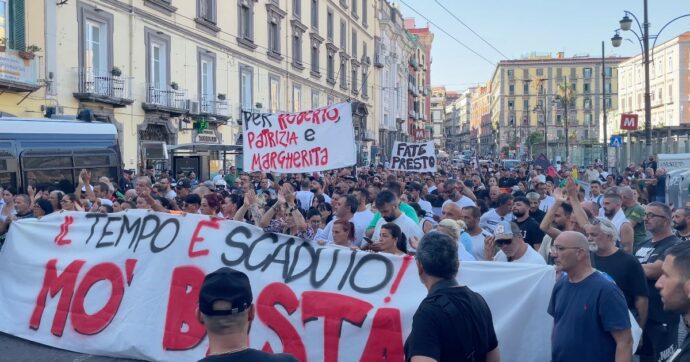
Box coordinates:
[9,0,24,51]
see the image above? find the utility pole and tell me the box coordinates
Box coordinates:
[602,41,608,169]
[563,76,569,162]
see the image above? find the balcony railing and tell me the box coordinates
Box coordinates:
[145,84,186,110]
[200,95,231,120]
[74,67,133,107]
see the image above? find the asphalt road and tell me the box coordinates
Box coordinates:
[0,333,144,362]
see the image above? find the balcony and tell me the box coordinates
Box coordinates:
[142,84,187,115]
[409,57,419,71]
[0,50,41,92]
[374,53,384,68]
[362,129,376,142]
[73,68,134,107]
[200,95,231,122]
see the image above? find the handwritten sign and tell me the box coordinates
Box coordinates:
[0,211,555,362]
[242,103,356,173]
[389,141,437,172]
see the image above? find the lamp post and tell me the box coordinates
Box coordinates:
[601,41,608,169]
[611,2,690,158]
[553,77,573,162]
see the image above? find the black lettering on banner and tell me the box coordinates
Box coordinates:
[285,240,316,283]
[222,226,253,266]
[348,254,393,294]
[117,215,142,248]
[149,218,180,253]
[85,213,109,245]
[245,233,280,271]
[131,215,161,253]
[96,216,121,248]
[304,128,316,142]
[338,250,358,290]
[243,111,273,130]
[310,248,340,288]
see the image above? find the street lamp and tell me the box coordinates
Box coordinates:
[553,77,574,162]
[611,2,690,158]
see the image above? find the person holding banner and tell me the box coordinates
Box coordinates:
[197,267,298,362]
[405,232,500,362]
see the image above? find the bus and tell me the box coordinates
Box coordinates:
[0,117,122,194]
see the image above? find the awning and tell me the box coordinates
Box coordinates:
[167,143,243,154]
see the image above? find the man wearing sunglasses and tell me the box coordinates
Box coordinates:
[487,220,545,265]
[634,202,681,362]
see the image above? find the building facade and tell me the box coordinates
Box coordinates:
[489,53,626,164]
[470,83,492,156]
[614,31,690,162]
[376,0,413,160]
[429,86,444,148]
[404,18,432,141]
[1,0,380,177]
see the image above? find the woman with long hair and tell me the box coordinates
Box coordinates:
[201,193,223,216]
[330,219,355,247]
[372,222,406,255]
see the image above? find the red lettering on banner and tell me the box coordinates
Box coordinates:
[277,107,341,130]
[250,147,329,172]
[256,282,307,361]
[162,266,206,350]
[188,219,221,258]
[361,308,404,361]
[70,262,125,335]
[247,129,299,150]
[54,215,74,246]
[29,259,85,336]
[301,291,374,362]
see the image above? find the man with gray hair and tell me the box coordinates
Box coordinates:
[405,232,500,362]
[587,216,648,331]
[549,231,633,362]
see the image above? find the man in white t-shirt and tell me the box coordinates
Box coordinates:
[294,179,315,211]
[479,193,514,234]
[462,205,493,260]
[488,220,545,265]
[601,192,634,253]
[372,190,423,248]
[537,182,555,212]
[351,188,375,247]
[441,179,476,209]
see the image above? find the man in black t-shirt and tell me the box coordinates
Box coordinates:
[587,217,648,326]
[634,202,681,362]
[512,196,545,250]
[405,232,499,362]
[197,268,297,362]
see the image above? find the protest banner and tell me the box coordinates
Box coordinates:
[389,141,437,172]
[241,103,356,173]
[0,211,555,361]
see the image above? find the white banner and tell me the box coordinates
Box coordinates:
[241,103,356,173]
[389,141,437,172]
[0,211,554,362]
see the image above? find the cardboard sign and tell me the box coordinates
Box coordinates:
[620,113,639,130]
[241,103,356,173]
[0,211,556,362]
[389,141,437,172]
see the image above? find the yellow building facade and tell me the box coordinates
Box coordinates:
[489,53,627,163]
[0,0,379,177]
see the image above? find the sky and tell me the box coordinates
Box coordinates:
[396,0,690,92]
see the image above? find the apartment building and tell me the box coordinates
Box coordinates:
[0,0,379,176]
[489,53,626,163]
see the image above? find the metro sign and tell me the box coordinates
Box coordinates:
[415,129,425,140]
[620,113,639,130]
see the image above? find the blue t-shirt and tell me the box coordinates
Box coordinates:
[548,271,631,362]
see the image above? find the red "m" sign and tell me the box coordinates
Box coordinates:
[620,113,639,130]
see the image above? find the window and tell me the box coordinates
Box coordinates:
[606,97,612,109]
[508,84,514,95]
[362,0,367,27]
[351,0,357,18]
[269,75,280,112]
[268,13,281,57]
[292,28,303,67]
[523,99,529,110]
[311,89,319,108]
[508,100,514,110]
[351,31,357,58]
[238,0,255,46]
[240,64,253,112]
[522,82,529,94]
[605,82,611,93]
[0,0,8,47]
[583,67,592,79]
[351,63,358,94]
[293,0,300,18]
[145,29,171,91]
[585,113,592,126]
[327,48,335,83]
[507,69,514,78]
[536,68,543,76]
[604,67,612,77]
[84,19,109,76]
[340,20,346,51]
[198,50,216,104]
[311,0,318,29]
[292,84,302,112]
[669,56,673,71]
[327,95,334,105]
[310,35,321,75]
[340,56,348,89]
[584,98,591,110]
[583,83,590,93]
[327,9,333,41]
[198,0,216,24]
[361,66,368,96]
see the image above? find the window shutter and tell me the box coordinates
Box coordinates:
[10,0,25,51]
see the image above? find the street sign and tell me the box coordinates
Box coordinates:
[620,113,639,130]
[610,135,623,148]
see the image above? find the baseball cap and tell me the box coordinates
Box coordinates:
[494,220,520,240]
[406,181,423,192]
[199,267,253,316]
[176,179,191,189]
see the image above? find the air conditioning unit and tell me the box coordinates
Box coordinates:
[186,100,200,115]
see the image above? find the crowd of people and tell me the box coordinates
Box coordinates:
[2,154,690,361]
